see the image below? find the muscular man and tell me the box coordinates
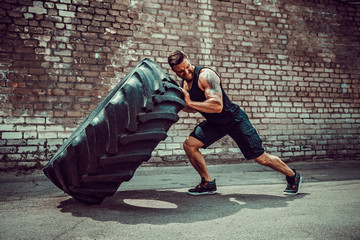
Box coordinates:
[168,50,302,195]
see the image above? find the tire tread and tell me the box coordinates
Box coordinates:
[43,58,184,205]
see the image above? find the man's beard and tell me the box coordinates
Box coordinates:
[182,72,193,81]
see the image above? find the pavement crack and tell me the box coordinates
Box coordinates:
[53,218,87,240]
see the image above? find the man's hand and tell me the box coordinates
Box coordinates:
[180,87,197,113]
[180,87,191,105]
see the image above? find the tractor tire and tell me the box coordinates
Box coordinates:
[43,58,185,205]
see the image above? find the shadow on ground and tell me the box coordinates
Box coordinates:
[58,190,307,225]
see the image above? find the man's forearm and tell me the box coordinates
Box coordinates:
[183,105,197,113]
[187,98,222,113]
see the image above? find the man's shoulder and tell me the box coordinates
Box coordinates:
[199,67,214,75]
[199,68,218,79]
[198,68,220,86]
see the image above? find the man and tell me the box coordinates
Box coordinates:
[168,50,302,196]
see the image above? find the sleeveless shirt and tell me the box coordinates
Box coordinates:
[182,66,240,126]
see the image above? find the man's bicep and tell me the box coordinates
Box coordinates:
[201,71,222,98]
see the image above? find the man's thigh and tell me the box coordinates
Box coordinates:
[189,120,226,149]
[227,116,265,160]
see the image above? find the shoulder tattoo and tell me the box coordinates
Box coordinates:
[202,71,222,100]
[205,71,221,94]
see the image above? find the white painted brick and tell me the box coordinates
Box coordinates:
[152,33,166,39]
[4,117,25,124]
[65,127,77,132]
[228,148,241,153]
[162,137,172,143]
[2,132,22,139]
[58,132,72,138]
[172,150,184,155]
[59,10,75,17]
[46,125,65,132]
[25,117,45,124]
[167,131,177,137]
[215,148,226,154]
[259,75,270,80]
[259,64,271,69]
[18,146,38,153]
[155,143,166,150]
[56,3,68,10]
[16,125,37,131]
[47,139,65,145]
[48,145,60,151]
[184,119,197,124]
[23,154,39,160]
[282,152,294,157]
[165,143,181,149]
[245,20,256,25]
[200,149,215,155]
[173,137,186,143]
[157,150,173,157]
[38,132,58,139]
[27,139,47,145]
[0,124,16,131]
[24,132,38,139]
[29,1,47,14]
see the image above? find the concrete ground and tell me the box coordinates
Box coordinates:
[0,160,359,240]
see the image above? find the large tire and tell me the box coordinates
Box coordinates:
[43,58,185,205]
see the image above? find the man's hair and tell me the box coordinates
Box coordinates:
[168,50,188,68]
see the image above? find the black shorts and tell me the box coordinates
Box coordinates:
[189,110,265,160]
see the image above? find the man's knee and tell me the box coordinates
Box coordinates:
[183,137,203,153]
[254,153,278,166]
[183,140,192,153]
[183,140,196,153]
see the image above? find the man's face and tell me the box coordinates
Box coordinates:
[171,58,194,81]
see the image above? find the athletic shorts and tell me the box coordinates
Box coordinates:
[189,110,265,160]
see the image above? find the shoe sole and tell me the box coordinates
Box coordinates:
[187,191,217,196]
[283,176,302,195]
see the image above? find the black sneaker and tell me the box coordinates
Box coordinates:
[284,170,302,195]
[188,178,217,196]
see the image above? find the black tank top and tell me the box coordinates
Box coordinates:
[182,66,240,125]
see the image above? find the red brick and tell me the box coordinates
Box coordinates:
[0,0,359,169]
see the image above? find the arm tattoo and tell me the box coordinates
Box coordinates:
[205,72,222,97]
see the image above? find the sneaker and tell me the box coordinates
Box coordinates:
[283,169,302,195]
[188,178,217,196]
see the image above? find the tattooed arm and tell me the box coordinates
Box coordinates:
[181,68,223,113]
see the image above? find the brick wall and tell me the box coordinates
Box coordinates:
[0,0,359,169]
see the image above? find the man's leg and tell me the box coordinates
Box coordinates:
[226,111,302,194]
[253,152,295,177]
[184,121,225,195]
[254,152,302,195]
[183,136,218,195]
[185,120,226,182]
[183,136,213,181]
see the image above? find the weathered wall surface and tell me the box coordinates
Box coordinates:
[0,0,359,169]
